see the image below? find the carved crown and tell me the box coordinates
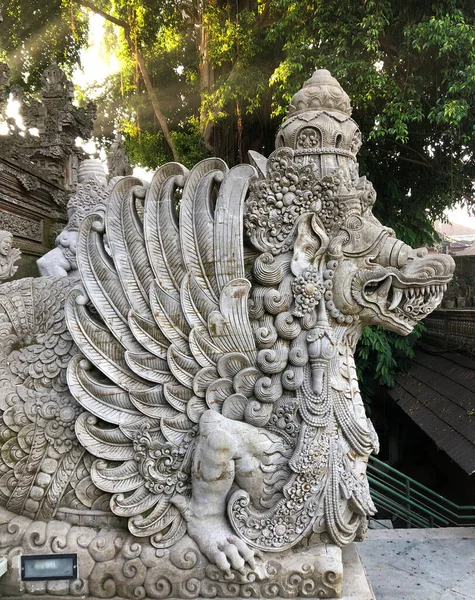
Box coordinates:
[41,62,74,99]
[275,70,362,180]
[67,159,109,215]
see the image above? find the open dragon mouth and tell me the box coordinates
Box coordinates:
[350,254,454,333]
[363,275,448,323]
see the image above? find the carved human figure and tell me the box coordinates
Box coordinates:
[37,159,110,278]
[0,230,21,280]
[107,133,133,178]
[64,70,454,590]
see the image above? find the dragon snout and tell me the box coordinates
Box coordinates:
[399,251,455,282]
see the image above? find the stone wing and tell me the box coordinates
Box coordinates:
[65,159,260,547]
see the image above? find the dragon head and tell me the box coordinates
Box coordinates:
[246,69,455,336]
[330,213,454,334]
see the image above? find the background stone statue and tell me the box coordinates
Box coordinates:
[37,159,110,278]
[107,133,133,178]
[0,230,21,280]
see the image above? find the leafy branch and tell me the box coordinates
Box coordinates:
[72,0,178,160]
[356,323,426,412]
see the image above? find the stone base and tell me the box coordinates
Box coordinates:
[341,543,375,600]
[0,505,349,599]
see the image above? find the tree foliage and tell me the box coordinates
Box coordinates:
[75,0,474,247]
[356,323,426,411]
[2,1,474,248]
[0,1,88,89]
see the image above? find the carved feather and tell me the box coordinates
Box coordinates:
[167,346,200,388]
[188,328,219,368]
[129,498,184,542]
[68,355,140,424]
[128,311,169,359]
[214,164,255,288]
[144,163,188,292]
[66,293,151,392]
[66,156,263,546]
[111,484,160,517]
[161,413,195,446]
[107,177,154,320]
[77,212,143,353]
[75,412,135,461]
[129,386,180,419]
[91,459,142,493]
[180,159,228,303]
[125,351,176,384]
[150,282,190,354]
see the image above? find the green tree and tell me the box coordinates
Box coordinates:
[3,1,474,246]
[356,323,426,412]
[71,0,475,247]
[0,0,88,89]
[266,0,475,247]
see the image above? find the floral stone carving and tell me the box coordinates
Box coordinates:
[0,70,455,599]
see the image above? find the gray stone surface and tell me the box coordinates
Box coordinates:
[358,527,475,600]
[342,544,375,599]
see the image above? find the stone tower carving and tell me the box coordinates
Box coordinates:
[0,61,96,191]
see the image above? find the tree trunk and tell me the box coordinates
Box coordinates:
[75,0,179,161]
[198,3,215,148]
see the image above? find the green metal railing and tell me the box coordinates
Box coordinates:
[367,456,475,528]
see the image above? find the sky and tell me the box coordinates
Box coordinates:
[74,14,119,90]
[444,205,475,229]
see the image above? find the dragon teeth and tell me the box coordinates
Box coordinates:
[388,289,403,310]
[388,283,448,314]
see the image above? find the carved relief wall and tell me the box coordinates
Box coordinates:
[0,63,96,278]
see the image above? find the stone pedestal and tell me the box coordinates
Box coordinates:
[341,544,375,600]
[0,505,378,600]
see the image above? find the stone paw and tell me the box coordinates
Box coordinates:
[172,498,257,575]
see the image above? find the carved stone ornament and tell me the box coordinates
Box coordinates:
[107,133,133,179]
[37,159,111,278]
[0,62,96,190]
[0,70,455,598]
[0,230,21,281]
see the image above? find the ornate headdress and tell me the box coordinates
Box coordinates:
[244,70,374,254]
[67,159,110,216]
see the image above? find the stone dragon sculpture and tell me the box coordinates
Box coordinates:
[65,71,453,567]
[0,70,454,598]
